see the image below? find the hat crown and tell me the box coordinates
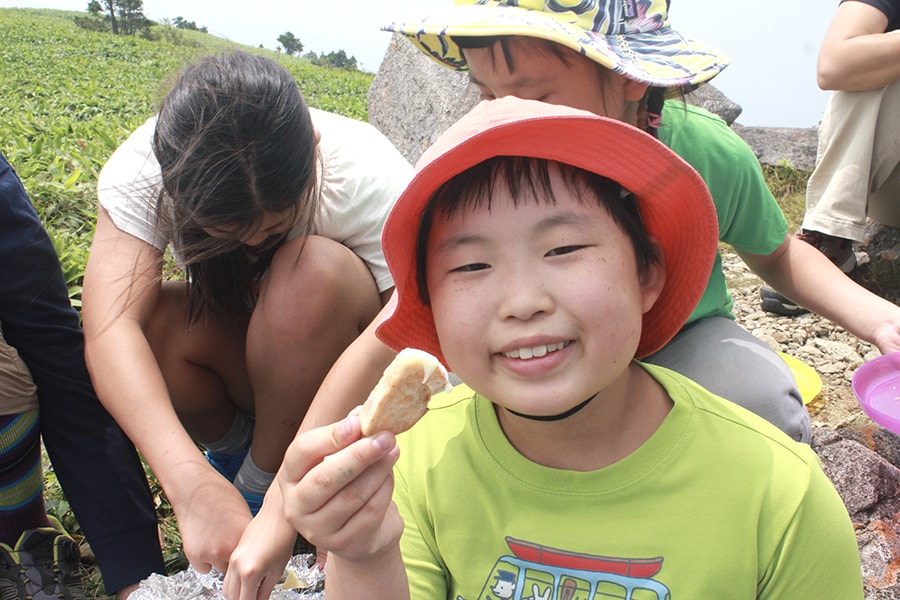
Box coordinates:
[457,0,670,35]
[387,0,729,87]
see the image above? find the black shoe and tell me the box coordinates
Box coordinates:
[0,526,85,600]
[796,229,857,273]
[759,285,810,316]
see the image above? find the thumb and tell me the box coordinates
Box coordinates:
[280,415,363,484]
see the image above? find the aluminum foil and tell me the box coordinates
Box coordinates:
[131,554,325,600]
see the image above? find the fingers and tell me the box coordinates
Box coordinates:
[280,414,363,485]
[175,475,253,575]
[317,460,399,553]
[281,426,397,519]
[279,424,399,556]
[222,568,282,600]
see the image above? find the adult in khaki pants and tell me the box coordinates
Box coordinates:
[760,0,899,316]
[801,0,900,269]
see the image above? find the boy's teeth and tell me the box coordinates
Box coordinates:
[504,342,564,359]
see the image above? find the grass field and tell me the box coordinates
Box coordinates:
[1,7,810,597]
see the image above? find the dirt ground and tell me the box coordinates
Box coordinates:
[723,248,877,433]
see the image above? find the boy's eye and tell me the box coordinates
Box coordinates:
[452,262,490,273]
[546,245,584,257]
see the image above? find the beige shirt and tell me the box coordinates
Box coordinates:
[97,108,413,293]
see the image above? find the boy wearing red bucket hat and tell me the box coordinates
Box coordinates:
[278,98,862,599]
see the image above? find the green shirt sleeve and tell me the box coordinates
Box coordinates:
[658,101,788,321]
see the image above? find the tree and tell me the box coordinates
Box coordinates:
[311,49,359,72]
[83,0,149,35]
[116,0,149,35]
[173,16,207,33]
[87,0,117,34]
[277,32,303,56]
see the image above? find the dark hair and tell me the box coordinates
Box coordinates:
[454,35,680,138]
[454,35,573,72]
[153,51,319,321]
[415,156,661,305]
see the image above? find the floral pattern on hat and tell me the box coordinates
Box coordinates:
[385,0,730,87]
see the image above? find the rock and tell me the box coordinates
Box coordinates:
[835,425,900,472]
[731,123,818,172]
[368,33,478,166]
[684,84,742,125]
[813,430,900,597]
[814,433,900,518]
[857,521,900,595]
[853,222,900,305]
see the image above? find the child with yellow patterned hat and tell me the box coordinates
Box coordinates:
[277,97,863,600]
[374,0,900,446]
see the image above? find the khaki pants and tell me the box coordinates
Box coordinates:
[0,323,38,416]
[803,79,900,242]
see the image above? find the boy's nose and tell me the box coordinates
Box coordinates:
[497,276,554,321]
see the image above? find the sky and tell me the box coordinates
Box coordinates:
[1,0,836,128]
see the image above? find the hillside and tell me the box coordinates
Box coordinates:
[0,7,372,301]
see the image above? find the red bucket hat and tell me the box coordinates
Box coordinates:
[377,97,717,365]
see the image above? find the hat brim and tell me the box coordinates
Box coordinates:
[384,4,730,87]
[377,97,718,366]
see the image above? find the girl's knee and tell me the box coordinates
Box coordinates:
[261,236,380,320]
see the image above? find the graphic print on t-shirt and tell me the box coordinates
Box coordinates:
[472,536,669,600]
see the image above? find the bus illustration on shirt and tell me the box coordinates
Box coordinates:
[471,536,670,600]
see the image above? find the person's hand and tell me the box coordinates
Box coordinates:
[222,487,298,600]
[169,464,254,574]
[279,415,403,562]
[871,318,900,355]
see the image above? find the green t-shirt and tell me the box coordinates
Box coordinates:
[394,364,862,599]
[658,101,788,322]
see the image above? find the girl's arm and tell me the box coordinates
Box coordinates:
[740,234,900,354]
[82,207,252,573]
[300,290,398,432]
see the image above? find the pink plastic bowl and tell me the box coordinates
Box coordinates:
[852,352,900,435]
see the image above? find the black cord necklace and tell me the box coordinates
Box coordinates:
[505,393,596,422]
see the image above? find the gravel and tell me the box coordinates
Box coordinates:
[722,249,879,430]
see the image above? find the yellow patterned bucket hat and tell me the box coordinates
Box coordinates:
[384,0,730,87]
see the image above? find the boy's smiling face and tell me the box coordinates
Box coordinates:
[424,164,663,417]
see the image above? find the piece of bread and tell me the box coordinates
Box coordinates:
[358,348,451,436]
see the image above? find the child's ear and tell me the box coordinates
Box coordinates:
[624,79,650,102]
[639,236,666,314]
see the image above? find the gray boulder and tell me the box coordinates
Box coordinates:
[731,123,818,172]
[368,34,478,166]
[684,84,742,126]
[853,222,900,305]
